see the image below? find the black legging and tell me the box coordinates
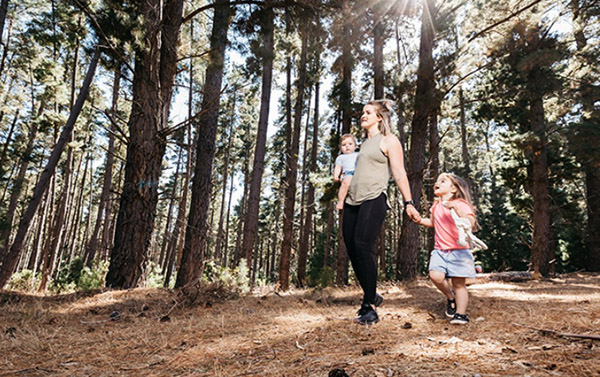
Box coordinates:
[342,193,388,306]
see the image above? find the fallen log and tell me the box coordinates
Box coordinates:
[513,322,600,341]
[467,271,532,285]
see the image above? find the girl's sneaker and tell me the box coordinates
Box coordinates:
[445,299,456,318]
[450,313,469,325]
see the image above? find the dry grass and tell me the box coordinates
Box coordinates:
[1,273,599,376]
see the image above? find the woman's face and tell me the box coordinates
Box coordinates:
[361,105,380,130]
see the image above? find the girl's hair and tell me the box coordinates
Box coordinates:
[339,133,357,147]
[366,99,394,135]
[439,172,481,230]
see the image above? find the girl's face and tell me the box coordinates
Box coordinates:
[340,138,356,154]
[434,175,457,198]
[361,105,381,130]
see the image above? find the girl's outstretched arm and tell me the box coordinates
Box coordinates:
[417,218,433,227]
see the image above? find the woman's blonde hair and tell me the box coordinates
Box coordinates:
[366,99,394,136]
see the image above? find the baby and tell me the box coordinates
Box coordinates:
[333,134,358,210]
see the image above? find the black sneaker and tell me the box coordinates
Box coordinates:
[372,293,383,307]
[354,305,379,325]
[445,299,456,318]
[450,313,469,325]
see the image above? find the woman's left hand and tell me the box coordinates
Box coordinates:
[406,205,420,222]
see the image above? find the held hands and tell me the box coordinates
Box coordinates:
[405,204,421,223]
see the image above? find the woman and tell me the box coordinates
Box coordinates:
[343,99,419,325]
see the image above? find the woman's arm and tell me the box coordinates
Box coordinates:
[381,134,420,221]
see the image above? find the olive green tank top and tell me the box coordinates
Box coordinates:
[346,133,390,205]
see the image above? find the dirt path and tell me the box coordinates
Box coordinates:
[1,273,599,376]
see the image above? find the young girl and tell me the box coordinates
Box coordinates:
[333,134,358,210]
[415,173,478,324]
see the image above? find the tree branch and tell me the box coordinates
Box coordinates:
[183,0,266,24]
[467,0,546,42]
[70,0,134,74]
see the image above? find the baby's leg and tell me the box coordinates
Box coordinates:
[451,277,468,314]
[429,270,454,299]
[336,175,353,210]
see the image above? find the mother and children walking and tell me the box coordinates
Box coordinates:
[335,99,479,326]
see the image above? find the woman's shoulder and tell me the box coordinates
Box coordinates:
[379,133,400,153]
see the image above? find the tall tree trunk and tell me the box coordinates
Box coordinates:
[242,5,275,268]
[222,164,235,267]
[175,0,231,288]
[570,0,600,270]
[397,0,436,280]
[0,0,8,45]
[215,92,236,263]
[373,9,385,99]
[39,147,73,291]
[340,2,353,134]
[0,47,100,288]
[297,86,312,286]
[299,74,320,284]
[426,108,439,254]
[85,66,120,267]
[158,150,181,268]
[279,29,308,291]
[233,152,250,268]
[336,210,349,285]
[163,25,196,286]
[106,0,184,289]
[528,58,552,278]
[0,109,18,175]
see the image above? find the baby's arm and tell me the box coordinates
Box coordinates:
[333,164,342,182]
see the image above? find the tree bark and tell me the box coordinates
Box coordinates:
[341,1,353,134]
[279,28,308,291]
[0,47,100,288]
[106,0,184,289]
[242,5,275,268]
[528,95,551,277]
[299,75,320,284]
[175,0,231,288]
[570,0,600,271]
[39,146,73,291]
[427,108,439,253]
[297,86,312,286]
[336,210,349,285]
[397,0,436,280]
[373,8,385,99]
[85,65,120,267]
[215,92,236,263]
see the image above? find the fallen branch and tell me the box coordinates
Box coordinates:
[512,323,600,341]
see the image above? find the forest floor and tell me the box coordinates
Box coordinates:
[1,272,599,377]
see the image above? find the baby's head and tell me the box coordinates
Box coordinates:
[340,134,357,154]
[434,173,473,204]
